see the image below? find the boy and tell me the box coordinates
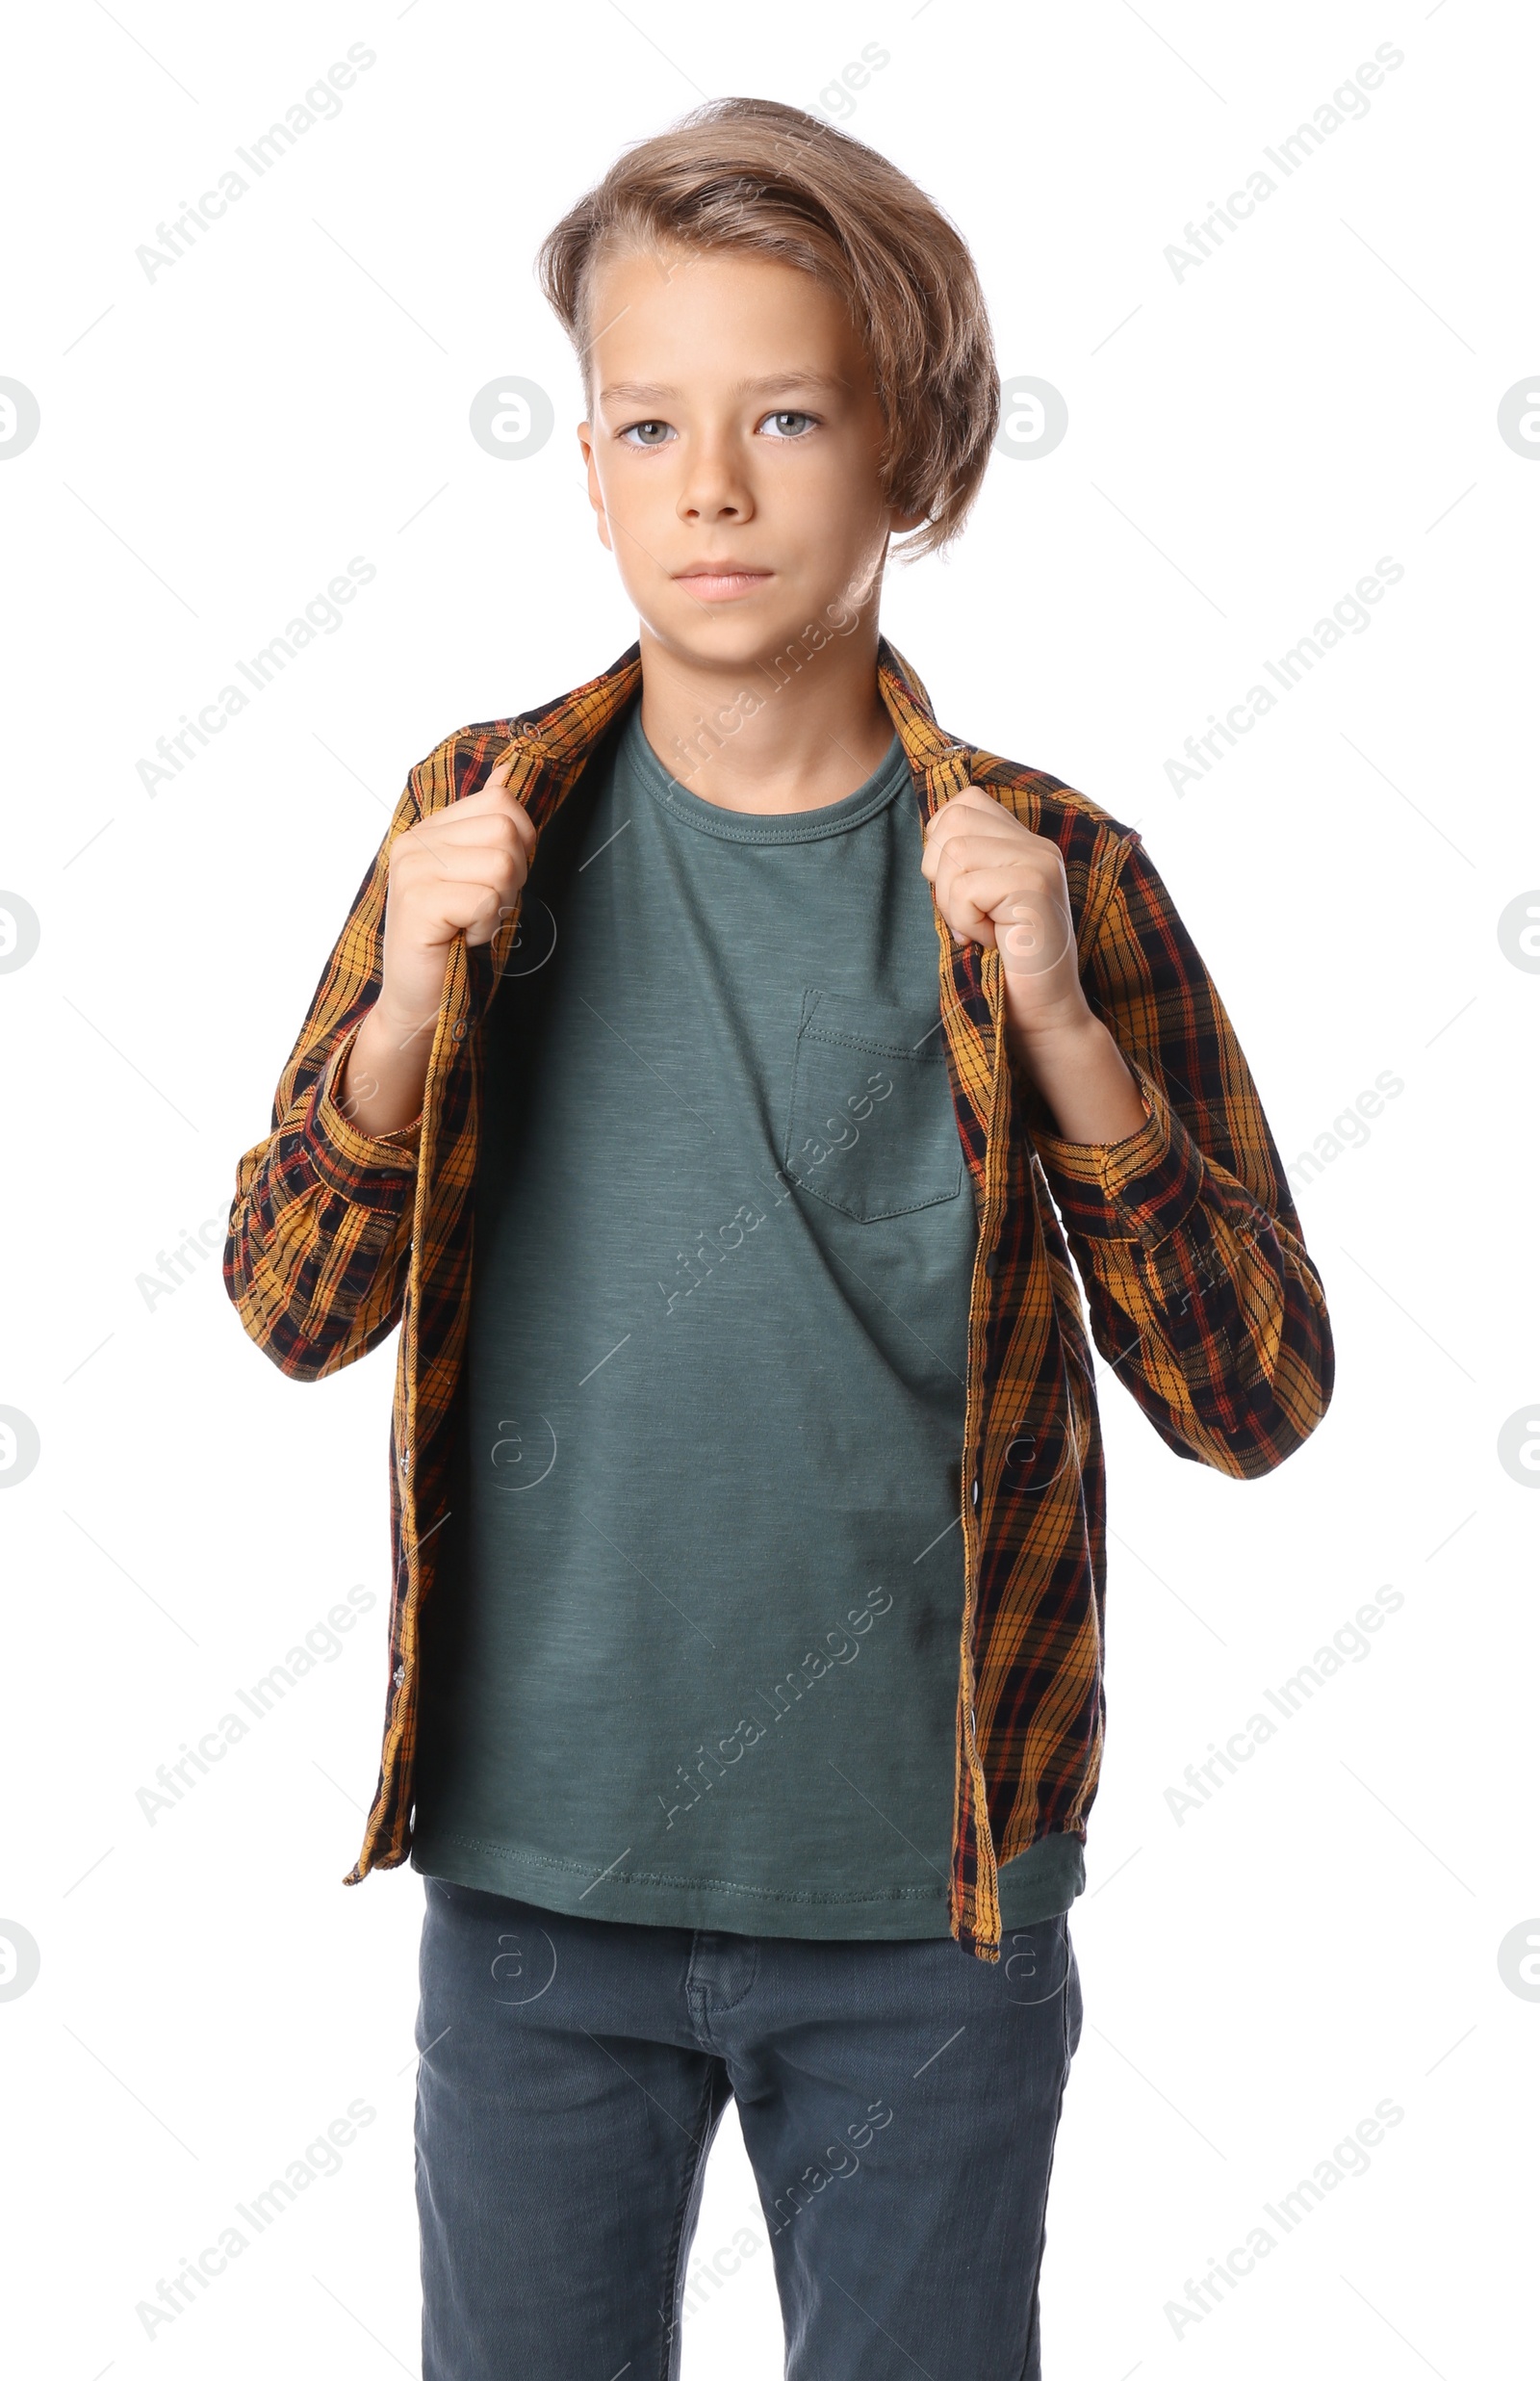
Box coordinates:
[226,96,1332,2381]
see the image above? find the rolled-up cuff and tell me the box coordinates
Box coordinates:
[1031,1062,1206,1246]
[300,1026,422,1204]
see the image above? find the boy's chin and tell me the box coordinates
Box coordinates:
[641,593,851,665]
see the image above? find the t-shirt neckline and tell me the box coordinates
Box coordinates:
[622,701,911,846]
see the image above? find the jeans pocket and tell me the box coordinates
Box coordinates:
[1064,1928,1083,2063]
[1001,1911,1072,2007]
[783,988,964,1223]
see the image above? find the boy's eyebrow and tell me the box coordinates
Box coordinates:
[599,371,847,404]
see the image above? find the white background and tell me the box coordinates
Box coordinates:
[1,2,1535,2374]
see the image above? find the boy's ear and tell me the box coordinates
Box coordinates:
[577,422,614,555]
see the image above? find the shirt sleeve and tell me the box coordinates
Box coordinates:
[223,767,425,1381]
[1024,831,1334,1479]
[312,1028,424,1173]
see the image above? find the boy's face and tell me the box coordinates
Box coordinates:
[577,244,924,671]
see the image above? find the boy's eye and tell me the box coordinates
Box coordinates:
[618,411,817,448]
[623,406,823,445]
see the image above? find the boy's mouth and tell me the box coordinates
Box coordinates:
[673,564,774,603]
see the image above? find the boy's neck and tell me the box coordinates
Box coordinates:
[634,617,898,816]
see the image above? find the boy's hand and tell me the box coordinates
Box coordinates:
[339,760,535,1137]
[377,760,537,1028]
[921,786,1146,1146]
[920,786,1085,1028]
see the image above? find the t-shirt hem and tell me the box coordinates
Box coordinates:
[408,1826,1086,1940]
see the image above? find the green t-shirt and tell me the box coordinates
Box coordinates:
[409,700,1085,1937]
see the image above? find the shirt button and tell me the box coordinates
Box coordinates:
[393,1663,406,1687]
[984,1252,998,1278]
[970,1477,981,1509]
[452,1020,468,1042]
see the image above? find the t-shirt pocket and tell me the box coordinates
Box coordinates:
[783,987,964,1223]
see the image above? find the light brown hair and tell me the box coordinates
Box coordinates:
[535,96,1000,563]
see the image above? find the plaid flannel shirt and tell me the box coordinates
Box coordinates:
[224,634,1332,1961]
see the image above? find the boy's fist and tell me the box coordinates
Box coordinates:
[920,784,1147,1144]
[336,760,536,1136]
[920,786,1086,1037]
[377,760,537,1031]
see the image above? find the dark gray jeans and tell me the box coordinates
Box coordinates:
[415,1876,1082,2379]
